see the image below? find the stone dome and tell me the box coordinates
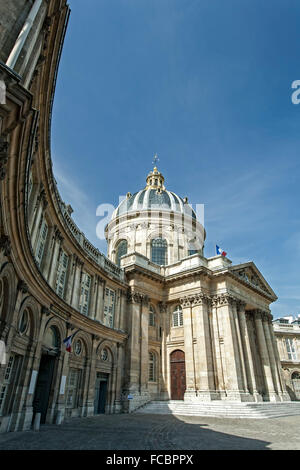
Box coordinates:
[111,167,197,221]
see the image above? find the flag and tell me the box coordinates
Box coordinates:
[63,335,73,352]
[216,245,227,257]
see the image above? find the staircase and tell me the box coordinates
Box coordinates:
[135,400,300,419]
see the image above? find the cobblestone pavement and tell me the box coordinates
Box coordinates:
[0,413,299,450]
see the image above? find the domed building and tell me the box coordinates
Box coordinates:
[0,0,296,434]
[106,166,205,267]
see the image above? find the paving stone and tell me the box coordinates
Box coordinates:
[0,414,299,450]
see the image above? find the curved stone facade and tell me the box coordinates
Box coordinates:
[0,0,293,434]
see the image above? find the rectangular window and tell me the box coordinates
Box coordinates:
[35,218,48,267]
[66,368,81,409]
[285,338,297,361]
[55,251,69,298]
[0,355,15,415]
[79,273,91,315]
[104,288,115,328]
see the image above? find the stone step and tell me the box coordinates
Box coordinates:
[135,401,300,419]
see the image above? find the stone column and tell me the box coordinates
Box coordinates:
[263,313,290,401]
[88,276,97,319]
[28,183,40,231]
[254,310,278,401]
[71,256,83,310]
[94,276,104,323]
[192,293,217,400]
[118,290,127,331]
[52,321,74,423]
[30,188,47,249]
[41,225,55,279]
[114,343,125,413]
[122,290,151,412]
[47,228,63,288]
[64,254,76,305]
[140,295,150,392]
[210,296,226,399]
[159,302,169,400]
[180,295,197,401]
[217,294,248,401]
[268,321,290,401]
[82,334,99,417]
[232,301,249,394]
[237,303,262,402]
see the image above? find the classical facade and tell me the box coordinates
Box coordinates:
[0,0,294,433]
[273,316,300,400]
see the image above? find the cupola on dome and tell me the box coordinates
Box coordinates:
[111,166,197,220]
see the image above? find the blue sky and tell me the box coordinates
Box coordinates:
[51,0,300,318]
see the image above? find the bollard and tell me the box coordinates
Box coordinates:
[56,410,63,425]
[33,412,41,431]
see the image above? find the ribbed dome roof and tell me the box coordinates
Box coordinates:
[111,188,197,220]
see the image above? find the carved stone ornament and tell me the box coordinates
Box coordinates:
[17,280,29,294]
[0,137,8,181]
[41,306,51,316]
[158,301,167,313]
[235,268,269,294]
[236,300,247,311]
[0,235,11,256]
[127,289,145,304]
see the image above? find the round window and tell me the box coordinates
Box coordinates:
[74,340,82,356]
[101,348,108,361]
[19,309,29,334]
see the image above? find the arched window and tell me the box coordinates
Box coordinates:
[149,304,156,326]
[188,242,199,256]
[149,352,157,382]
[44,326,59,349]
[116,240,128,266]
[172,305,183,327]
[151,238,168,265]
[19,308,30,335]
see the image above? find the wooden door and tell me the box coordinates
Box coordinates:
[94,373,109,414]
[170,350,186,400]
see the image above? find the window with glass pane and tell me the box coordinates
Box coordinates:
[35,218,48,266]
[66,368,80,409]
[116,240,127,266]
[55,251,69,298]
[172,305,183,327]
[149,352,156,382]
[285,338,297,360]
[79,273,91,315]
[151,238,168,265]
[0,355,14,415]
[149,304,156,326]
[104,288,115,328]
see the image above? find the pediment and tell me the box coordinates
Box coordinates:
[230,262,277,300]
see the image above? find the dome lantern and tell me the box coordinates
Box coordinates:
[145,166,165,191]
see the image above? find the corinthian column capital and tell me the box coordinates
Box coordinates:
[180,295,193,308]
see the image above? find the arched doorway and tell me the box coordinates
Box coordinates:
[33,326,60,423]
[170,350,186,400]
[292,372,300,400]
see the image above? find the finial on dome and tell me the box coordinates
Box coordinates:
[145,154,165,190]
[152,153,159,169]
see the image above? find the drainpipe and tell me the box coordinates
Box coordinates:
[6,0,43,70]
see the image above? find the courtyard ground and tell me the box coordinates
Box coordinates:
[0,413,299,450]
